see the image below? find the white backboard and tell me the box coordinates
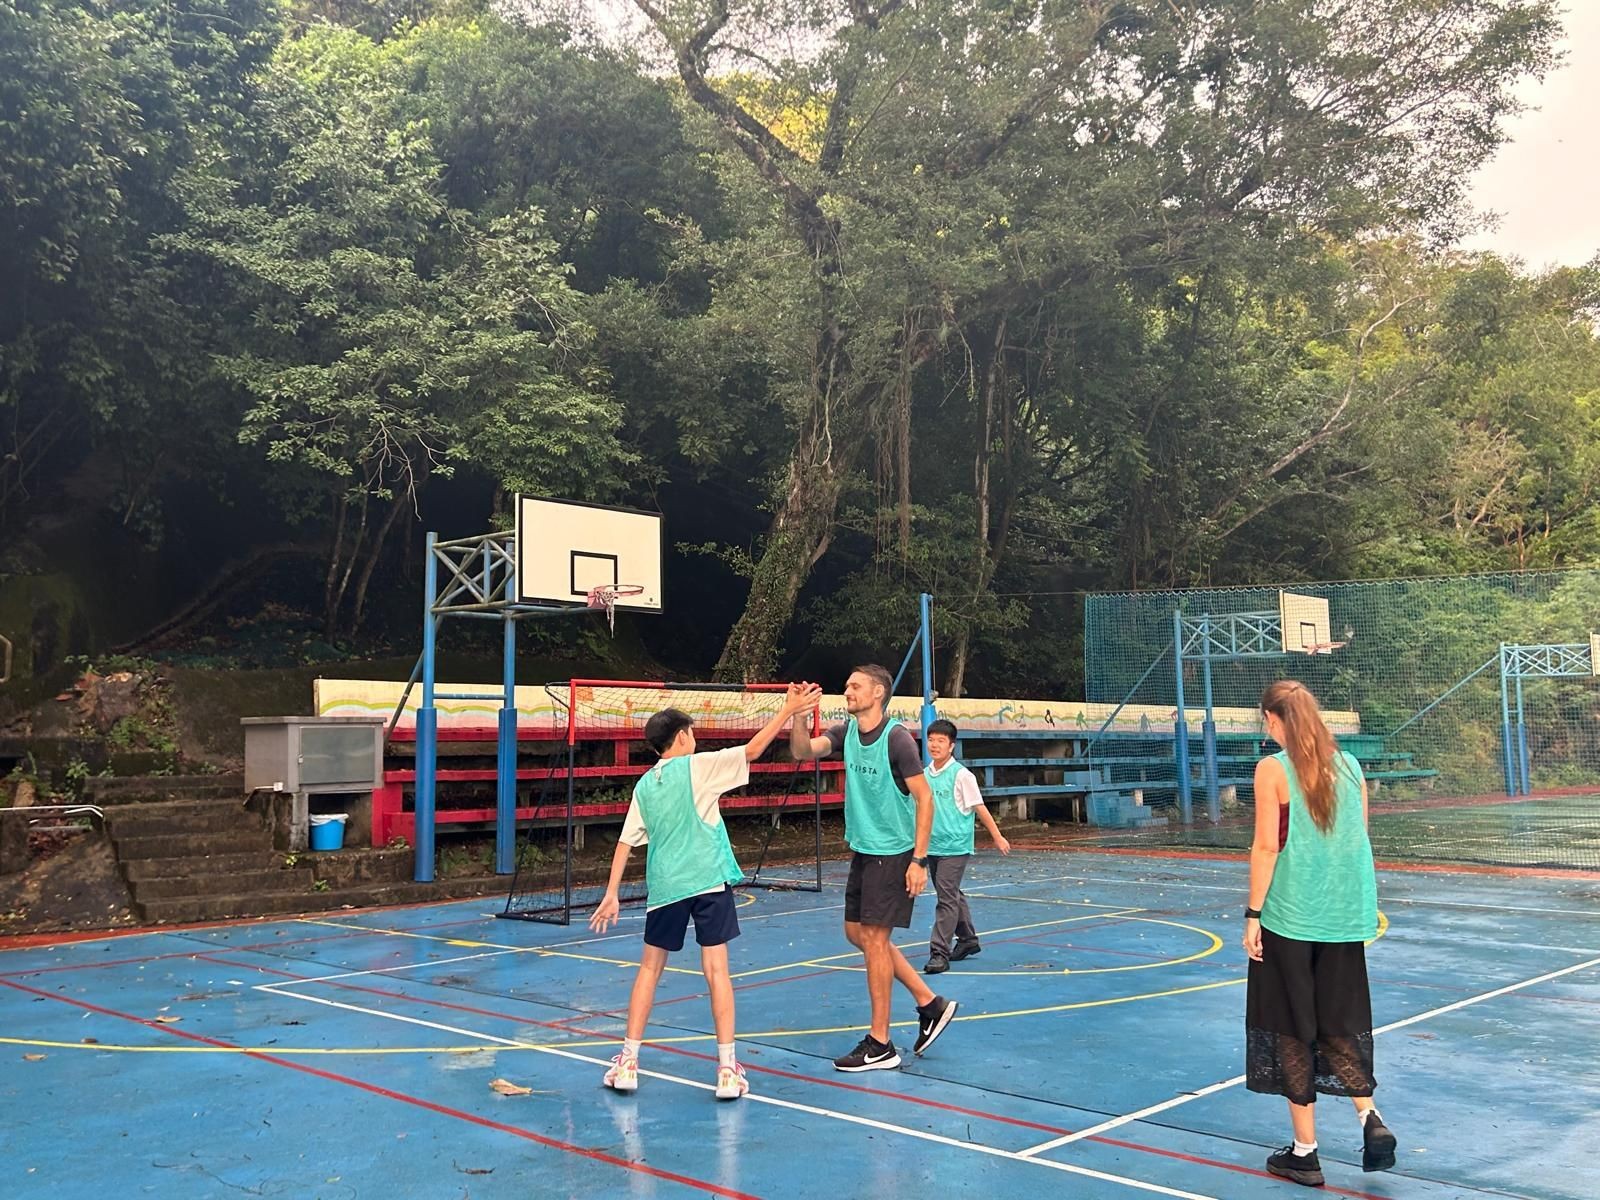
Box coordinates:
[1279,591,1331,653]
[514,496,663,611]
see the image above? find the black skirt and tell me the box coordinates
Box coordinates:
[1246,925,1376,1105]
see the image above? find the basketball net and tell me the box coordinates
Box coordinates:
[1303,640,1348,656]
[586,584,644,635]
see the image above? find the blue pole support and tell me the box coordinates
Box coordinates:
[1515,673,1530,797]
[1172,609,1193,823]
[415,533,439,883]
[495,614,517,874]
[1201,623,1220,823]
[1498,644,1516,798]
[918,592,937,762]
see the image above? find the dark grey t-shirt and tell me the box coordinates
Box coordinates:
[824,719,924,795]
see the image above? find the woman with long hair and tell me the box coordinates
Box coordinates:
[1244,680,1397,1187]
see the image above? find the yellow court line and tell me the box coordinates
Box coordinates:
[295,919,701,976]
[728,908,1145,979]
[800,916,1227,979]
[1,976,1249,1054]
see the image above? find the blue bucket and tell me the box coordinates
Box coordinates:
[308,814,348,852]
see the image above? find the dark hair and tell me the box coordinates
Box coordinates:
[643,708,694,756]
[850,663,893,703]
[926,718,958,740]
[1261,680,1343,832]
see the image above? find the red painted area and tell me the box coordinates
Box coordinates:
[0,974,766,1200]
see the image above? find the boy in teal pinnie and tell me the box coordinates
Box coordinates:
[923,718,1010,975]
[590,682,822,1100]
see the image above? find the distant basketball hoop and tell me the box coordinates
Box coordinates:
[587,583,645,635]
[1302,641,1348,656]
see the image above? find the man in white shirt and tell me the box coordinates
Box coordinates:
[922,718,1010,974]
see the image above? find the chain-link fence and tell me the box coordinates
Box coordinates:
[1083,571,1600,870]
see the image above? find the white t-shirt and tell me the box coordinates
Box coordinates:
[926,758,984,814]
[620,746,749,907]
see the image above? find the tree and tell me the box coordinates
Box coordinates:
[628,0,1560,679]
[171,24,626,634]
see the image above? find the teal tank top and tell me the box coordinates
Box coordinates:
[632,757,745,909]
[928,761,975,857]
[844,718,915,854]
[1260,750,1378,943]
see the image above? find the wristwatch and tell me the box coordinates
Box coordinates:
[1244,907,1262,919]
[912,856,929,868]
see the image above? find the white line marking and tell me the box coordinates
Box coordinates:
[249,949,520,990]
[265,986,1219,1199]
[1018,954,1600,1157]
[1017,872,1600,918]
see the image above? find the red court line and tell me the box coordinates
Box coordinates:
[0,893,499,954]
[547,967,843,1030]
[199,953,1399,1199]
[1011,842,1600,880]
[0,974,764,1200]
[0,912,501,977]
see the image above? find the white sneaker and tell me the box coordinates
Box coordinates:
[714,1062,749,1100]
[604,1051,639,1093]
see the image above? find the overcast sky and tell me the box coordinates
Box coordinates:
[1460,3,1599,269]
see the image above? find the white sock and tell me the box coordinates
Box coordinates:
[717,1042,737,1069]
[1359,1107,1381,1126]
[1293,1139,1318,1157]
[623,1038,641,1061]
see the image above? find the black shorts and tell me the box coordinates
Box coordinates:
[1246,926,1375,1104]
[844,850,916,928]
[643,885,740,951]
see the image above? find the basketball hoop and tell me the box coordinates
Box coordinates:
[1303,641,1348,656]
[586,584,644,635]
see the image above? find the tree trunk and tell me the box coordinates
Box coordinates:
[345,495,408,637]
[713,412,858,682]
[945,318,1008,699]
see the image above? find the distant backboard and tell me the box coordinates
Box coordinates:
[514,496,663,611]
[1279,591,1331,653]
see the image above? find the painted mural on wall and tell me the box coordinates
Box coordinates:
[313,679,1362,738]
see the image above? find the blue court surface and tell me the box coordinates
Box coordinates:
[3,850,1597,1200]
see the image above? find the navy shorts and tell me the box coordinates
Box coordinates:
[643,885,741,951]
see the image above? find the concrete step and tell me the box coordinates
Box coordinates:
[86,774,245,806]
[122,851,286,881]
[130,868,315,902]
[112,828,275,861]
[308,848,412,887]
[135,877,506,925]
[105,800,263,839]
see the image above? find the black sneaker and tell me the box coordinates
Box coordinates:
[1362,1114,1397,1172]
[948,939,981,961]
[913,995,958,1056]
[833,1036,901,1073]
[1266,1146,1325,1188]
[924,954,950,975]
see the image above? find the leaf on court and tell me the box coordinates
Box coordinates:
[454,1162,494,1176]
[153,1015,182,1024]
[23,1053,46,1062]
[489,1078,532,1096]
[81,1037,100,1045]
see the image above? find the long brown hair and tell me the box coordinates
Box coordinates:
[1261,680,1344,832]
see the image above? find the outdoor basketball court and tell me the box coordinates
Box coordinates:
[4,848,1596,1200]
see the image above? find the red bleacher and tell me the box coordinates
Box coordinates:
[374,723,844,845]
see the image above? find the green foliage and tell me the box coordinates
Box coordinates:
[0,0,1590,691]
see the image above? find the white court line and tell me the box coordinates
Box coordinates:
[249,949,521,990]
[264,985,1219,1200]
[1029,872,1600,919]
[1017,954,1600,1157]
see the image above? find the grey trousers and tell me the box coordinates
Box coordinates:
[927,854,978,958]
